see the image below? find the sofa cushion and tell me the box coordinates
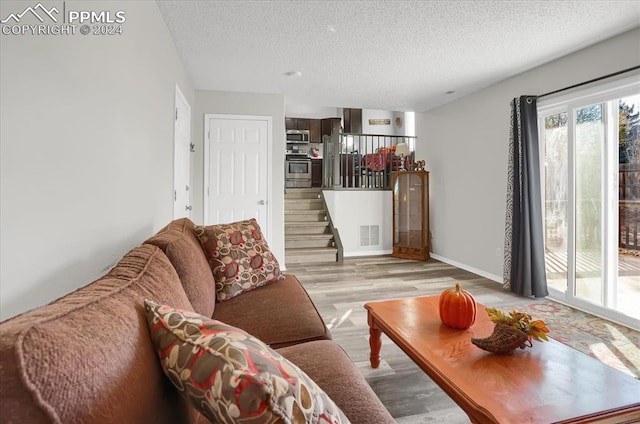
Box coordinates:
[144,300,350,424]
[213,273,331,349]
[145,218,217,317]
[195,218,284,302]
[276,340,396,424]
[0,245,198,424]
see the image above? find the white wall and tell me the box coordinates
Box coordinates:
[284,105,341,119]
[323,190,392,256]
[192,91,286,265]
[361,109,406,135]
[0,1,194,319]
[403,112,416,137]
[416,28,640,282]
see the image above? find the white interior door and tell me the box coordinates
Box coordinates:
[204,114,271,240]
[173,85,191,219]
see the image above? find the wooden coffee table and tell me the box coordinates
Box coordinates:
[365,295,640,423]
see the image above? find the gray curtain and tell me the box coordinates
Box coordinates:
[503,96,548,297]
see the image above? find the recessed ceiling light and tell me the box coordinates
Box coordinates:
[285,71,303,77]
[327,25,336,33]
[445,90,455,94]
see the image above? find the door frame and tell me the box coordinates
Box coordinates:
[203,113,273,240]
[173,84,191,219]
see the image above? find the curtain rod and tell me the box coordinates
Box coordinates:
[537,65,640,99]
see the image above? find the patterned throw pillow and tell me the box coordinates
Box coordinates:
[195,218,284,302]
[143,300,350,424]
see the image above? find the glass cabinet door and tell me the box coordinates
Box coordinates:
[392,171,429,260]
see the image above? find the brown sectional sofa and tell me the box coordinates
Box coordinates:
[0,218,395,424]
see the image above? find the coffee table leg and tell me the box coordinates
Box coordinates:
[368,314,382,368]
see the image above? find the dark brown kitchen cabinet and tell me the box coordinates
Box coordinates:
[308,119,321,143]
[311,159,322,187]
[296,119,310,133]
[343,108,362,133]
[321,118,342,140]
[285,117,321,142]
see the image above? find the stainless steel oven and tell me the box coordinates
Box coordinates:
[285,158,312,188]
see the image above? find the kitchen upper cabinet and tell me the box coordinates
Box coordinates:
[321,118,341,140]
[308,119,321,143]
[296,119,310,132]
[285,117,322,142]
[343,108,362,133]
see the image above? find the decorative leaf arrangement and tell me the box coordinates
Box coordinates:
[486,308,550,343]
[470,308,550,354]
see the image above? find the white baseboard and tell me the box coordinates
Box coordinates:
[285,250,502,285]
[430,253,502,284]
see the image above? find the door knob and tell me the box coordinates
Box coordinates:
[185,205,193,211]
[257,200,266,205]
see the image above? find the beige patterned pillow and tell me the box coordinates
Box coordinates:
[195,218,284,302]
[143,300,350,424]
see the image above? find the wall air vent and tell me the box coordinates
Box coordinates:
[360,225,380,247]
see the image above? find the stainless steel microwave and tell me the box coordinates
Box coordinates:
[286,130,310,143]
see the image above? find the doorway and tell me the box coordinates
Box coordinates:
[540,75,640,330]
[173,85,191,219]
[203,114,272,241]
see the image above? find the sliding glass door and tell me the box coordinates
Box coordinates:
[540,75,640,330]
[574,103,605,307]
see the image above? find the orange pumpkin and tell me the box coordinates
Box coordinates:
[439,283,477,329]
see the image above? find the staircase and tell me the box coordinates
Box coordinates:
[285,188,339,264]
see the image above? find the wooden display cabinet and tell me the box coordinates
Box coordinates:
[392,171,430,260]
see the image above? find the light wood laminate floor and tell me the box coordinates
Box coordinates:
[286,256,539,423]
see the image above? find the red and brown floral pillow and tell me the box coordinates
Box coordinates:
[143,300,350,424]
[195,218,283,302]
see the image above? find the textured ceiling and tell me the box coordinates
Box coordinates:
[156,1,640,112]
